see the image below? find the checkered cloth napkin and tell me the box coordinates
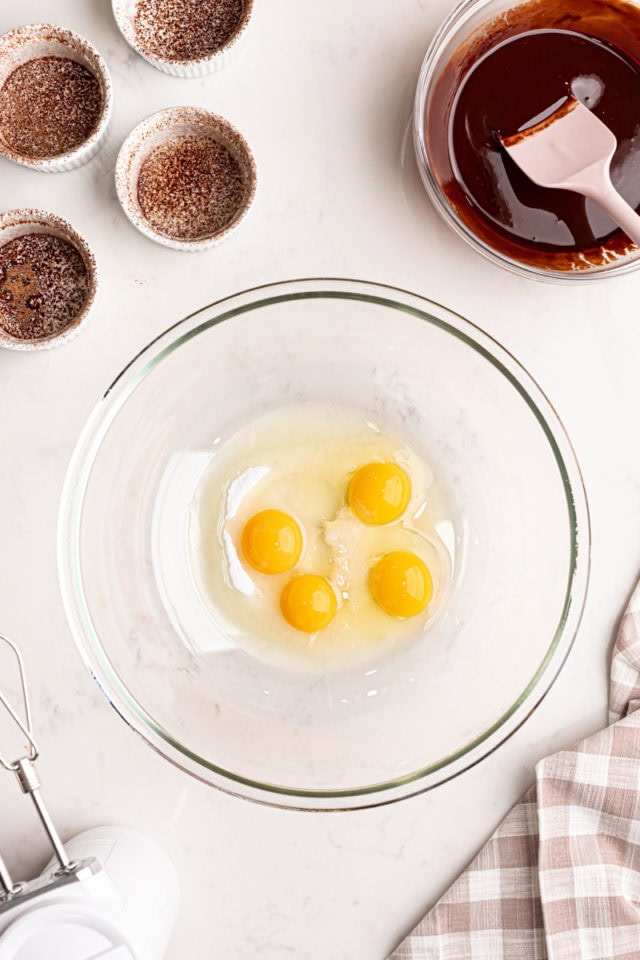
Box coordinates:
[391,582,640,960]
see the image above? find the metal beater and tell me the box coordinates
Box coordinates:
[0,632,98,908]
[0,633,179,959]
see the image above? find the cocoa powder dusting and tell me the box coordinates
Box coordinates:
[0,234,89,341]
[134,0,245,61]
[137,135,247,241]
[0,57,102,159]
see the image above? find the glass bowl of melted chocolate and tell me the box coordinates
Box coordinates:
[415,0,640,280]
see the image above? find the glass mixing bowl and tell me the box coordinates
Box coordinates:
[414,0,640,282]
[58,279,589,809]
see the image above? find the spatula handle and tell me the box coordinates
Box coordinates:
[585,177,640,248]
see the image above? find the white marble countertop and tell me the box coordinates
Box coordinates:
[1,0,639,957]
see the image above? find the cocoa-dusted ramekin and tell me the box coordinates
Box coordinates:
[0,24,112,173]
[115,107,257,252]
[112,0,254,77]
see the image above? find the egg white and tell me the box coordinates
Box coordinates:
[190,405,454,669]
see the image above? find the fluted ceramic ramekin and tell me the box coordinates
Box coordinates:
[115,106,257,251]
[0,24,112,173]
[111,0,254,77]
[0,209,98,351]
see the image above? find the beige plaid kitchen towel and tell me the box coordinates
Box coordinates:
[391,582,640,960]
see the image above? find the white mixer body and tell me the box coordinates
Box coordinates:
[0,826,179,960]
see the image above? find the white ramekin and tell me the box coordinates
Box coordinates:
[0,209,98,351]
[0,24,112,173]
[115,106,257,252]
[111,0,254,77]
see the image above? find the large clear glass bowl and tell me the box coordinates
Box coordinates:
[58,279,590,809]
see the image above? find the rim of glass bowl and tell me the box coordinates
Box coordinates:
[413,0,640,284]
[58,278,590,810]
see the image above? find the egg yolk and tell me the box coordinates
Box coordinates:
[280,575,337,633]
[369,551,433,618]
[348,462,411,525]
[241,509,303,574]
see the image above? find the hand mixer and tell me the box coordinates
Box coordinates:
[0,633,180,960]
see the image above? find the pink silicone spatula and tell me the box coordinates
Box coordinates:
[500,95,640,247]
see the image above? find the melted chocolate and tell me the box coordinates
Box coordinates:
[426,0,640,270]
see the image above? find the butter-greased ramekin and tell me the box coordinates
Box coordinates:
[0,24,112,173]
[111,0,254,77]
[0,209,98,351]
